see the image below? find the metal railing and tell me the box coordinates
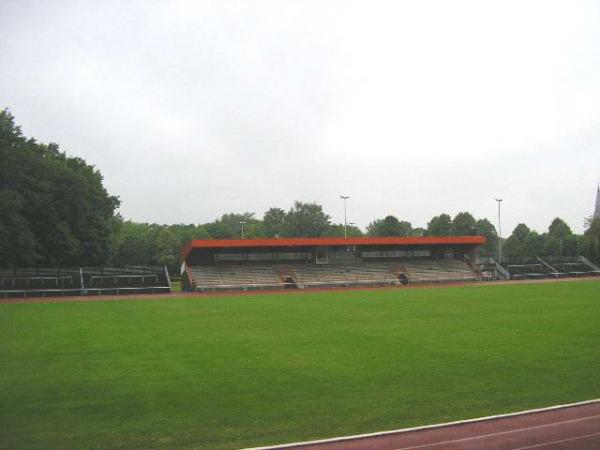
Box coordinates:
[0,266,172,298]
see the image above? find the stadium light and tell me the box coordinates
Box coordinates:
[495,199,503,262]
[340,195,350,238]
[239,221,247,239]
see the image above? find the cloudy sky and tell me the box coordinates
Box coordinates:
[2,0,599,234]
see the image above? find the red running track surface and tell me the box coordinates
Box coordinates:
[254,401,600,450]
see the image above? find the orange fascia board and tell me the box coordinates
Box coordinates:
[181,236,486,261]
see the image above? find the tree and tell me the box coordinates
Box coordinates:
[325,223,363,237]
[109,221,155,268]
[548,218,573,240]
[204,212,260,239]
[0,109,119,267]
[367,215,412,236]
[411,227,426,237]
[263,207,287,237]
[451,212,477,235]
[504,223,533,257]
[476,218,498,255]
[540,218,577,257]
[0,190,37,266]
[168,223,211,243]
[109,220,216,275]
[283,201,331,237]
[513,223,531,241]
[153,226,181,270]
[523,230,545,256]
[503,224,529,257]
[426,213,452,236]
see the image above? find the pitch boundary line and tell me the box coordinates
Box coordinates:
[244,398,600,450]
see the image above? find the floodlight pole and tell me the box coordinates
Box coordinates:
[340,195,350,238]
[239,221,247,239]
[495,199,503,262]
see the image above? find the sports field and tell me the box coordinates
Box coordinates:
[1,280,599,450]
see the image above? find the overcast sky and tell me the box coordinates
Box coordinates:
[2,0,599,234]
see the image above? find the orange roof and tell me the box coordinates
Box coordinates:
[182,236,485,260]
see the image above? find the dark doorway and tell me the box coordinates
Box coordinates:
[284,276,297,289]
[398,273,409,285]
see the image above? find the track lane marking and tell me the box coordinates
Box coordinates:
[510,431,600,450]
[245,399,600,450]
[392,414,600,450]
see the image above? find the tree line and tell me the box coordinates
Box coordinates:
[0,109,119,267]
[110,210,600,274]
[2,108,600,275]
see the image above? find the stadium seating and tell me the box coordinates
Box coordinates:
[82,267,171,295]
[506,265,546,279]
[0,266,171,298]
[189,265,283,291]
[500,256,600,280]
[291,262,399,288]
[551,262,595,276]
[187,259,480,291]
[543,257,600,278]
[467,256,502,280]
[394,259,479,283]
[0,268,78,293]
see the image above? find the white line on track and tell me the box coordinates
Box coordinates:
[510,431,600,450]
[392,414,600,450]
[246,399,600,450]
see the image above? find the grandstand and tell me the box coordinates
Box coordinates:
[498,256,600,280]
[544,256,600,277]
[397,258,479,283]
[0,266,171,298]
[468,256,505,280]
[502,257,553,280]
[181,236,485,292]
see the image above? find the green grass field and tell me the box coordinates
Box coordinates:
[1,280,599,450]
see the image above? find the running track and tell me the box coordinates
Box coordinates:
[1,276,599,305]
[249,400,600,450]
